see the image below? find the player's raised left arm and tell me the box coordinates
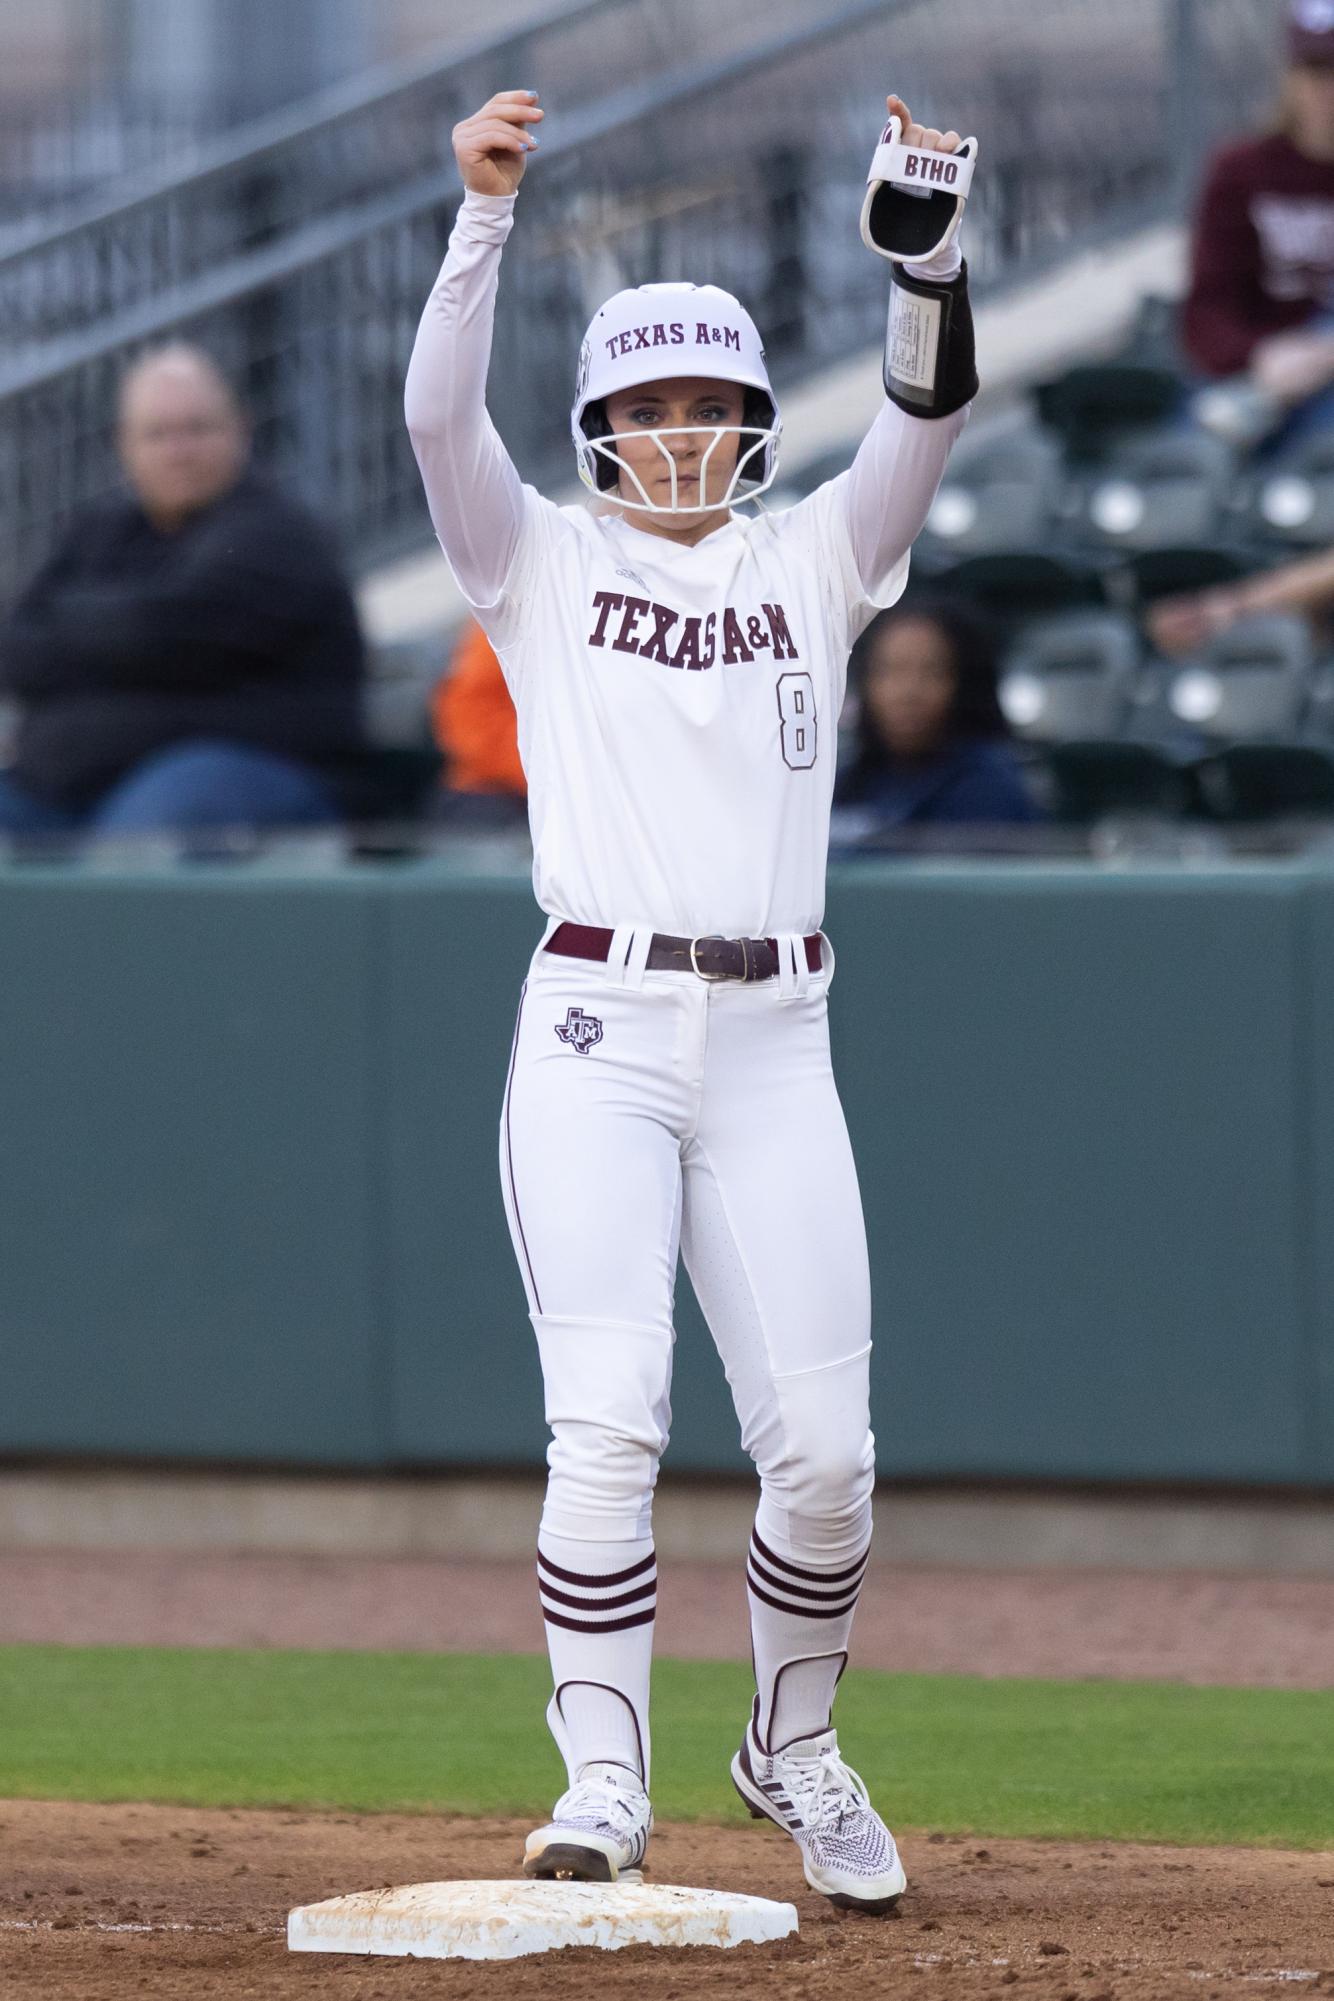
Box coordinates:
[843,93,978,590]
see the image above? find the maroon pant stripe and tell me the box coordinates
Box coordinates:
[502,983,542,1313]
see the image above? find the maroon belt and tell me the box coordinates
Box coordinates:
[546,922,822,984]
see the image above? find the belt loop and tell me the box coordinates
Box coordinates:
[778,934,811,1002]
[793,934,812,999]
[602,924,637,989]
[624,924,654,989]
[603,923,652,990]
[776,934,798,1002]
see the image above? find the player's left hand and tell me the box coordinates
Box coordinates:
[861,96,976,269]
[884,94,962,157]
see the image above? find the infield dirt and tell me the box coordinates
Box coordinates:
[2,1799,1332,2001]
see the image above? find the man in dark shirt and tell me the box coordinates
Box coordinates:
[0,343,367,842]
[1184,0,1334,424]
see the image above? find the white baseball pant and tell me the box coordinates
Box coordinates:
[500,936,876,1782]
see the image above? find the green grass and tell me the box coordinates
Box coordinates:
[1,1646,1331,1849]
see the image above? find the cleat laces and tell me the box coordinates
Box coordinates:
[554,1774,647,1835]
[785,1743,873,1834]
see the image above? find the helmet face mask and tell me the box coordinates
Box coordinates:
[581,415,777,515]
[572,283,782,515]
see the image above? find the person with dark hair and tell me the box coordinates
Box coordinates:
[836,599,1040,830]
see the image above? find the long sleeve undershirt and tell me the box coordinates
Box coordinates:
[405,192,524,609]
[405,190,967,610]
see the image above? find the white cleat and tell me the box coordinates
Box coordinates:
[731,1714,907,1913]
[523,1762,653,1884]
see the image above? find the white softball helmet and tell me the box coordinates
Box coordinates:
[571,282,782,513]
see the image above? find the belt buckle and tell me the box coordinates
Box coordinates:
[689,934,733,982]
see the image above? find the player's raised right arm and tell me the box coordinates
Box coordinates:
[404,92,544,608]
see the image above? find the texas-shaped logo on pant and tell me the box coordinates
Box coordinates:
[555,1006,604,1055]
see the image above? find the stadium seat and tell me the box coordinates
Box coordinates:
[1111,292,1187,373]
[363,634,455,751]
[1192,743,1334,821]
[1157,613,1315,742]
[1106,544,1251,612]
[1038,741,1193,821]
[998,609,1141,742]
[1244,433,1334,549]
[1061,431,1237,554]
[931,551,1106,629]
[1304,651,1334,739]
[1032,361,1186,460]
[918,423,1061,559]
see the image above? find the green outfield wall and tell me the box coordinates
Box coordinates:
[2,858,1332,1486]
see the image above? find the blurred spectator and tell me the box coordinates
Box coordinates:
[431,620,527,827]
[0,343,367,844]
[1184,0,1334,448]
[835,600,1041,831]
[1148,543,1334,654]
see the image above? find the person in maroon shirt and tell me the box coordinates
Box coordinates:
[1184,0,1334,431]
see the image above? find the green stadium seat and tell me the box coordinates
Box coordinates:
[931,551,1106,629]
[1038,741,1193,822]
[918,422,1062,560]
[1244,433,1334,551]
[998,609,1141,742]
[1032,361,1185,461]
[1106,544,1253,612]
[1159,613,1315,742]
[1061,430,1238,554]
[1192,743,1334,821]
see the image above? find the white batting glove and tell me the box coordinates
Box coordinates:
[860,111,978,279]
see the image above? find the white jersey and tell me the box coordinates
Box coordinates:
[406,191,968,939]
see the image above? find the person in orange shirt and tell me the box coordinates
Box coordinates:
[431,618,527,823]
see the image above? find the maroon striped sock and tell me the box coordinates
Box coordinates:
[537,1532,656,1784]
[746,1524,870,1749]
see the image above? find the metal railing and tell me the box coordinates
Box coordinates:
[0,0,1282,612]
[0,0,834,356]
[0,93,215,234]
[0,0,529,236]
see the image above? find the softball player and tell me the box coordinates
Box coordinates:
[407,86,978,1913]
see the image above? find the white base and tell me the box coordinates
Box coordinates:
[287,1877,799,1960]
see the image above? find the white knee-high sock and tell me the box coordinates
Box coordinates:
[537,1530,656,1788]
[746,1520,870,1750]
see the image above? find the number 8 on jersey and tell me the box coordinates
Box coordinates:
[777,670,818,770]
